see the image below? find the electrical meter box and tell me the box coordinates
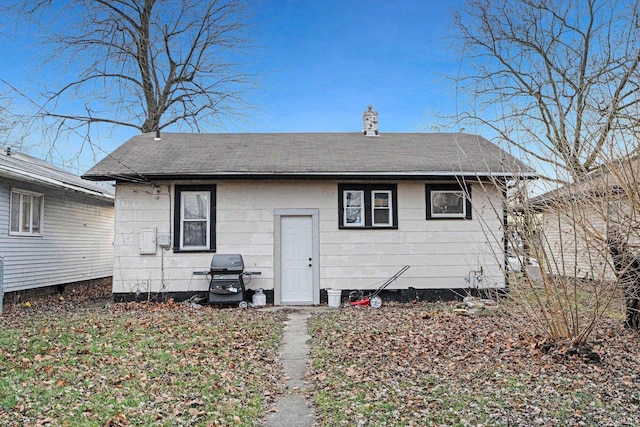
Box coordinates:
[140,228,157,255]
[157,233,171,249]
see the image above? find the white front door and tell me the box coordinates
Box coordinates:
[281,216,314,304]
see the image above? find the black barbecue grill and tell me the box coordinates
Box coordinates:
[192,254,261,307]
[207,254,247,306]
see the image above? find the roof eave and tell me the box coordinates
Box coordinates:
[83,170,537,182]
[1,168,115,201]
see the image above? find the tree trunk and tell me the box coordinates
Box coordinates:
[607,232,640,329]
[624,286,640,329]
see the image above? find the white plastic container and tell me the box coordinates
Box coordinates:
[252,288,266,307]
[326,289,342,308]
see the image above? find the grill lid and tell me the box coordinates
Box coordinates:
[210,254,244,273]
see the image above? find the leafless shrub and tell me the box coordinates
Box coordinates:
[453,0,640,344]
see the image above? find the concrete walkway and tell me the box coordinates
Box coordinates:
[263,307,336,427]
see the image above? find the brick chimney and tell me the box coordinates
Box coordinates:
[362,105,378,136]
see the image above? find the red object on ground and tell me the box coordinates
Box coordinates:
[349,297,370,306]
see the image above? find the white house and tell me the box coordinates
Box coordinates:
[83,109,534,305]
[529,155,640,282]
[0,148,115,295]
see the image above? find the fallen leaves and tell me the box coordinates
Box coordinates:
[6,283,639,426]
[0,289,288,426]
[307,302,640,426]
[104,413,128,427]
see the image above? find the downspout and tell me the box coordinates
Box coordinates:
[161,245,166,297]
[153,183,172,298]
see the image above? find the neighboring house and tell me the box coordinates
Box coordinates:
[0,148,115,294]
[82,108,534,305]
[529,155,640,281]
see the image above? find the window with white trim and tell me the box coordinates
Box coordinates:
[10,189,43,236]
[426,183,472,220]
[372,190,393,226]
[173,185,216,252]
[339,184,398,229]
[344,190,364,226]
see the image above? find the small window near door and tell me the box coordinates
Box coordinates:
[338,184,397,229]
[372,190,392,226]
[344,190,364,226]
[426,183,472,220]
[10,189,44,236]
[174,185,216,252]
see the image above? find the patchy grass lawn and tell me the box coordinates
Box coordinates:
[4,285,640,427]
[0,296,287,427]
[308,303,640,427]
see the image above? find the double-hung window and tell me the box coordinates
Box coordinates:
[174,185,216,252]
[339,184,397,229]
[426,183,472,220]
[372,190,393,226]
[10,189,43,236]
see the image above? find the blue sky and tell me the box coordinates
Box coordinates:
[245,0,464,133]
[0,0,466,172]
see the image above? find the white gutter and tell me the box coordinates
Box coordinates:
[169,171,538,178]
[0,167,114,200]
[86,169,537,182]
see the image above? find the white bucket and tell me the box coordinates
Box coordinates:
[326,289,342,308]
[252,288,266,307]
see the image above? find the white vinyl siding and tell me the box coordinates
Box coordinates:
[0,179,114,292]
[538,199,620,281]
[111,180,505,295]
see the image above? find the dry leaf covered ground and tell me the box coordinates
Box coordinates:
[0,286,287,427]
[2,284,640,427]
[307,303,640,426]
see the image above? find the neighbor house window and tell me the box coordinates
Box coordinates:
[339,184,397,229]
[174,185,216,252]
[10,189,43,236]
[426,183,472,220]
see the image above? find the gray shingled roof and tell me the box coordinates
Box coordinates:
[82,132,535,181]
[0,149,114,200]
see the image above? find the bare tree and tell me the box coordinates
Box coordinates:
[453,0,640,181]
[453,0,640,340]
[12,0,254,138]
[0,91,25,149]
[0,97,8,141]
